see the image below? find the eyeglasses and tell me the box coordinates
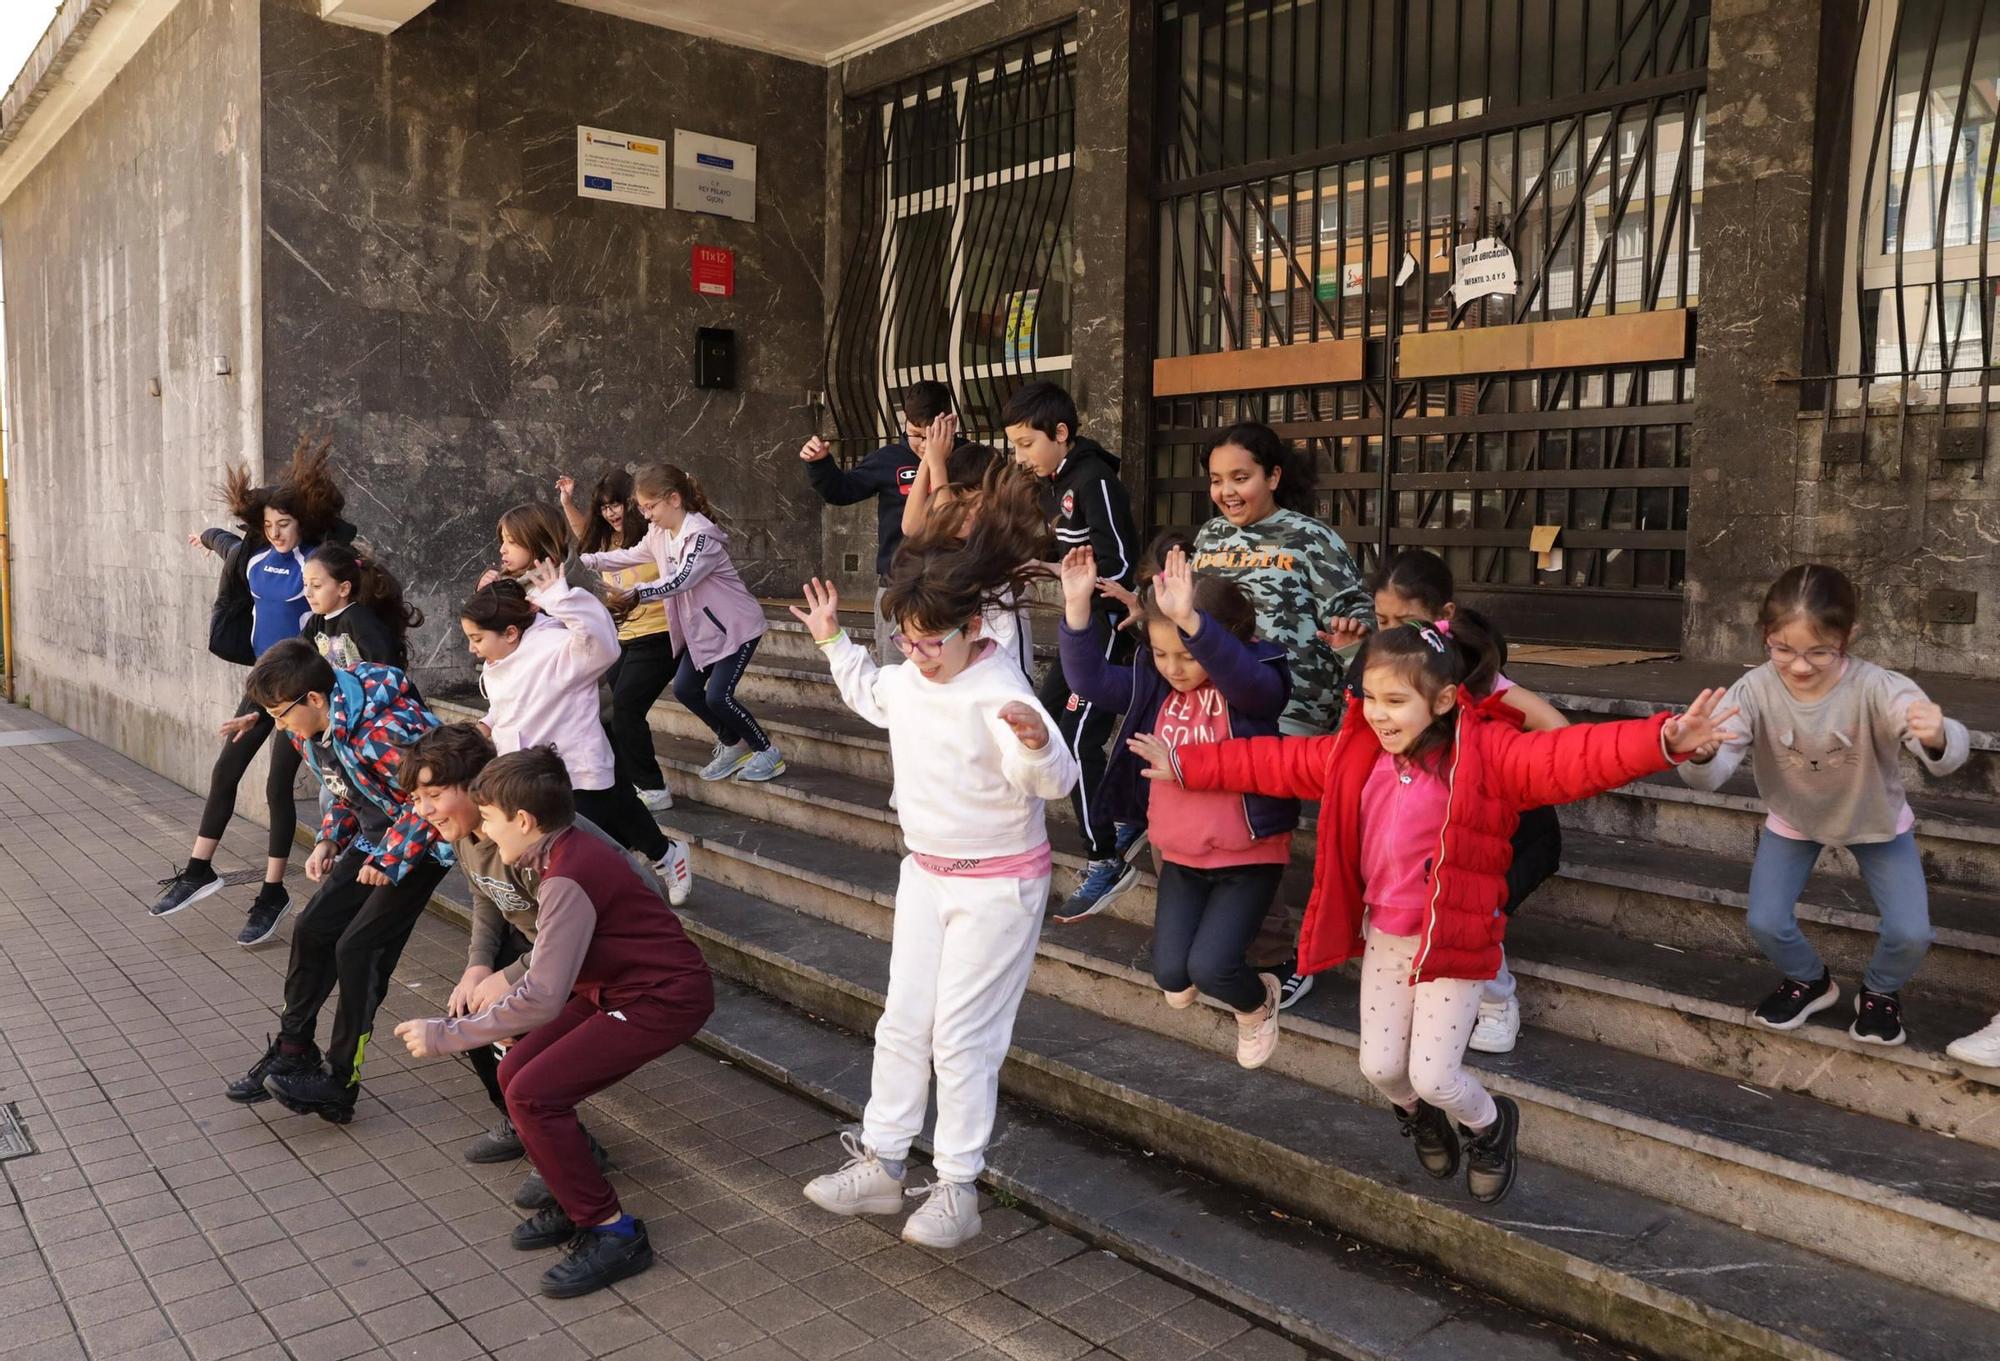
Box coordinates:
[1766,642,1844,669]
[269,693,311,719]
[891,625,965,660]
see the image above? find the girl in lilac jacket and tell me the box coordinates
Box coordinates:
[580,464,785,784]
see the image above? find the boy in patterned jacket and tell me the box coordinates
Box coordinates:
[220,639,453,1123]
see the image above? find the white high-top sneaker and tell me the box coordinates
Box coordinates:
[803,1133,905,1216]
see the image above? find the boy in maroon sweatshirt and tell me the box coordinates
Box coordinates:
[393,747,714,1298]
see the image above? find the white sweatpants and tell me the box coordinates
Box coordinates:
[1355,926,1498,1130]
[862,858,1047,1183]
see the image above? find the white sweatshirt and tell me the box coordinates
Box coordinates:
[824,633,1078,859]
[479,581,621,792]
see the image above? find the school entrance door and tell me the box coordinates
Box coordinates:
[1145,0,1708,651]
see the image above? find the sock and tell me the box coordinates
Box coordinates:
[594,1213,639,1237]
[183,856,216,882]
[253,882,288,907]
[277,1039,311,1058]
[878,1156,906,1180]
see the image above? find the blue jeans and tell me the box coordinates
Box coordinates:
[1152,861,1286,1013]
[1746,830,1932,995]
[672,639,771,752]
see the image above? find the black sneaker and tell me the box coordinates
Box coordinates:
[236,888,291,947]
[1849,989,1907,1047]
[512,1204,578,1250]
[150,866,221,917]
[263,1069,357,1124]
[1752,970,1839,1031]
[464,1119,525,1164]
[1277,964,1314,1011]
[540,1221,654,1299]
[514,1132,610,1209]
[225,1037,319,1103]
[1394,1100,1460,1180]
[1462,1096,1520,1205]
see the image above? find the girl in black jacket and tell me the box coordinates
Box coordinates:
[301,542,422,673]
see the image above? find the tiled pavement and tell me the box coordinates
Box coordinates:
[0,702,1317,1361]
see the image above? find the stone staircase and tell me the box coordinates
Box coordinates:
[426,607,2000,1361]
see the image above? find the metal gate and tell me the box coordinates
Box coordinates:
[1150,0,1708,648]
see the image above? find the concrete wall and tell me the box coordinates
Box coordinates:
[1,0,265,803]
[258,0,830,691]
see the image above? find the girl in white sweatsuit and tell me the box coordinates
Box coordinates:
[791,472,1077,1250]
[459,561,693,905]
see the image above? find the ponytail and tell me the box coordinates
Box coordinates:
[633,463,712,518]
[311,542,424,643]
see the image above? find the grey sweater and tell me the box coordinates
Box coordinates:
[1680,658,1969,846]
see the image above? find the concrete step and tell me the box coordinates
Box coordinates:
[647,879,2000,1361]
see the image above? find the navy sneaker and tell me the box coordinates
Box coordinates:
[150,867,221,917]
[263,1069,357,1124]
[540,1221,654,1299]
[236,888,291,947]
[225,1037,318,1103]
[1054,856,1139,922]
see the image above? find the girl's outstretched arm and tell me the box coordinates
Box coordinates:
[1489,689,1741,809]
[793,578,891,728]
[1142,731,1338,800]
[1678,677,1757,791]
[579,523,659,573]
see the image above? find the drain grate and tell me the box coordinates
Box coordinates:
[0,1105,33,1161]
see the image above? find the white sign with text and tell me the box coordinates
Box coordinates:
[673,130,758,223]
[577,126,667,209]
[1449,237,1518,307]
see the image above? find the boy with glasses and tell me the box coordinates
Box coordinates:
[221,639,452,1123]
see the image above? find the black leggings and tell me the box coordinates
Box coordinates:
[1152,861,1286,1012]
[672,640,770,751]
[197,695,302,861]
[1504,805,1563,915]
[572,785,670,862]
[607,632,676,791]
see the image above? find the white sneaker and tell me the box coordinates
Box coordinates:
[1235,973,1281,1070]
[637,786,674,813]
[803,1132,905,1216]
[901,1179,982,1249]
[1162,986,1198,1010]
[698,741,753,782]
[1468,995,1520,1055]
[1947,1013,2000,1068]
[653,840,694,908]
[739,746,787,782]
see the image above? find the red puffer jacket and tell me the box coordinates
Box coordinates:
[1175,692,1677,983]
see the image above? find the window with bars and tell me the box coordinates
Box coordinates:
[823,25,1078,450]
[1838,0,2000,401]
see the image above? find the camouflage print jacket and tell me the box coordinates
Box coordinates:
[1193,509,1371,735]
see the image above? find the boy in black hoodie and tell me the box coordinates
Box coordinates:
[1002,380,1143,919]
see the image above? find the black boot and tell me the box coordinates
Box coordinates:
[514,1131,610,1209]
[263,1069,357,1124]
[1462,1096,1520,1205]
[1394,1100,1460,1180]
[225,1037,319,1104]
[540,1220,654,1299]
[464,1119,525,1164]
[511,1205,578,1251]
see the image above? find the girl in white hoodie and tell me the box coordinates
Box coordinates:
[459,559,693,906]
[791,468,1077,1252]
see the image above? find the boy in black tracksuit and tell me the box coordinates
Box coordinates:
[800,383,958,663]
[1001,381,1142,919]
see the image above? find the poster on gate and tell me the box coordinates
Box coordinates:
[1449,236,1518,307]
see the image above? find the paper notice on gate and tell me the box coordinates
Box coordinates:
[1450,236,1518,307]
[1530,524,1561,571]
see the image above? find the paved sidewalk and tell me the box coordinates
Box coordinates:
[0,703,1314,1361]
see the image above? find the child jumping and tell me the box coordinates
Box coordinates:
[1135,624,1736,1203]
[1065,545,1298,1068]
[458,561,693,906]
[791,493,1078,1248]
[302,542,422,673]
[580,464,784,783]
[1681,565,1967,1046]
[395,747,713,1300]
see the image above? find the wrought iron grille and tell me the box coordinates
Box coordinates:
[1151,0,1708,647]
[823,25,1078,453]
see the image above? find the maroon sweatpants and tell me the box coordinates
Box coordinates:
[498,983,714,1226]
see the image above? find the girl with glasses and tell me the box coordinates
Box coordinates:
[788,468,1077,1251]
[1681,564,1968,1047]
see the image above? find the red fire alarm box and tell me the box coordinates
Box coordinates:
[692,245,735,297]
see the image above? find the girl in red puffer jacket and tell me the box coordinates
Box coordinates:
[1130,623,1737,1205]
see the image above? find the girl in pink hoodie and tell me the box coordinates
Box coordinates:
[460,559,693,905]
[580,465,785,784]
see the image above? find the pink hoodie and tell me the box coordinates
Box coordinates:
[582,511,767,669]
[479,580,620,791]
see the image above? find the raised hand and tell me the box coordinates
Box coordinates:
[1059,547,1099,613]
[521,557,563,595]
[218,714,259,742]
[1126,732,1178,781]
[1316,615,1371,650]
[1096,577,1142,628]
[927,411,959,460]
[788,577,842,642]
[799,436,832,463]
[1907,700,1947,753]
[555,475,576,502]
[476,567,503,591]
[1663,688,1744,759]
[998,701,1049,750]
[1153,546,1197,632]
